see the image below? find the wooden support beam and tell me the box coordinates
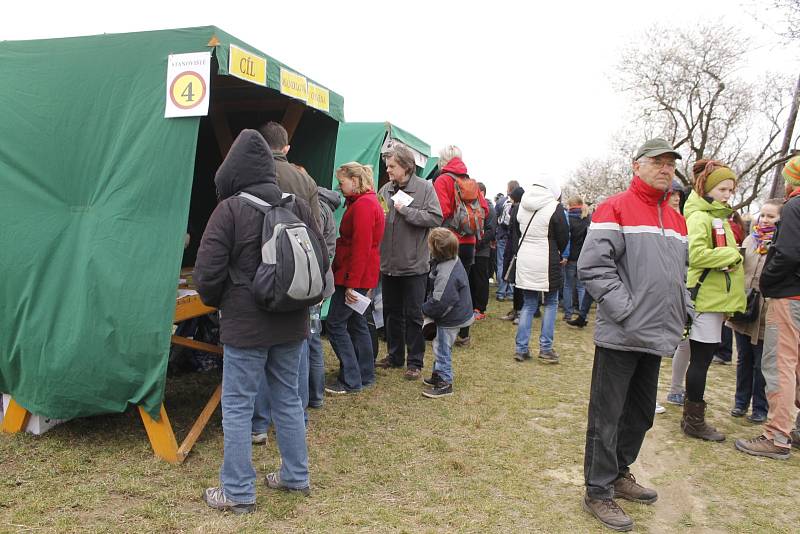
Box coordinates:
[170,335,223,355]
[176,385,222,459]
[281,100,306,143]
[1,398,30,433]
[138,404,181,464]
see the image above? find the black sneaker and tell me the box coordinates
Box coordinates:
[422,382,453,399]
[325,382,356,395]
[423,372,440,386]
[567,316,587,328]
[514,351,531,362]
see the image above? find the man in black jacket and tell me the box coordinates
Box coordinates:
[736,155,800,460]
[469,182,497,319]
[195,129,326,512]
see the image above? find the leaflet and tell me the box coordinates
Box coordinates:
[391,189,413,208]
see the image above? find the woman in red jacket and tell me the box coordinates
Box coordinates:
[325,162,386,394]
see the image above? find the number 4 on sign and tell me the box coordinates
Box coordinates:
[181,82,194,102]
[165,51,211,118]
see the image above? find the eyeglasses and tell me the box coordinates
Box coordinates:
[640,157,677,169]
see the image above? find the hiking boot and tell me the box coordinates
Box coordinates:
[500,310,517,321]
[681,400,725,442]
[423,372,440,386]
[730,406,747,417]
[566,316,587,328]
[538,349,559,364]
[404,368,422,380]
[735,435,790,460]
[422,382,453,399]
[747,412,767,424]
[514,351,531,362]
[376,357,401,369]
[666,392,685,406]
[790,429,800,448]
[251,432,269,445]
[264,472,311,496]
[582,495,633,532]
[203,487,255,514]
[613,472,658,504]
[454,336,471,347]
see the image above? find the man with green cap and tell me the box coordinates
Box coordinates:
[736,155,800,460]
[578,138,692,531]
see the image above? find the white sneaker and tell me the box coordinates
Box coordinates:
[251,432,269,445]
[655,403,666,414]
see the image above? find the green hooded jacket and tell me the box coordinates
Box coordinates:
[683,191,746,313]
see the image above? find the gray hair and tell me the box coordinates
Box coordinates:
[384,144,417,178]
[438,145,462,167]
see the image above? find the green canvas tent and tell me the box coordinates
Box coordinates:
[0,26,344,420]
[332,122,435,191]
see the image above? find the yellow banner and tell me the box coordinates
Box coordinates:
[229,44,267,86]
[280,67,308,102]
[307,82,330,112]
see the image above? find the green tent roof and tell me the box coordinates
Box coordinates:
[0,27,343,420]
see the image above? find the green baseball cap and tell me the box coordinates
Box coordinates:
[634,138,682,161]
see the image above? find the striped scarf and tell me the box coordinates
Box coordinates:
[752,223,776,255]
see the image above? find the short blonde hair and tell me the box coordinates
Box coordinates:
[336,162,374,194]
[428,227,459,261]
[438,145,462,168]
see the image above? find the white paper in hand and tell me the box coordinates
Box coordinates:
[391,189,413,208]
[345,291,372,315]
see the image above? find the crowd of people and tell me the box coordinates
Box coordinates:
[189,125,800,532]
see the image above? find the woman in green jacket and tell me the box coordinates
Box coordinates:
[674,159,746,442]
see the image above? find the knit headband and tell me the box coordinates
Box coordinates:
[704,167,737,194]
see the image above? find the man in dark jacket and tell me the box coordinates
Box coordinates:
[578,138,690,531]
[496,181,519,301]
[469,182,496,319]
[736,155,800,460]
[563,196,590,323]
[195,130,326,512]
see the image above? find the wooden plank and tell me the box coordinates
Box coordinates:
[209,104,234,159]
[176,384,222,460]
[174,294,216,323]
[1,398,30,433]
[138,405,181,464]
[171,335,223,355]
[282,100,306,142]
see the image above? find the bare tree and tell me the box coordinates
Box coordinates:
[774,0,800,39]
[563,156,631,206]
[617,24,794,210]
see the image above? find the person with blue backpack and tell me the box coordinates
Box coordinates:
[195,129,327,513]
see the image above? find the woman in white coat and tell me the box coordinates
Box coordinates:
[513,180,570,363]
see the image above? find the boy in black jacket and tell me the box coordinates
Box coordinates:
[421,228,474,398]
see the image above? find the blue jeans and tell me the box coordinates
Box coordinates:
[495,237,513,298]
[326,286,375,391]
[433,326,460,384]
[220,341,308,504]
[578,291,594,320]
[308,331,325,408]
[515,289,558,353]
[563,261,585,318]
[733,331,768,417]
[253,340,309,433]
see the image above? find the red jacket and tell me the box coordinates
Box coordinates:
[433,157,489,245]
[333,190,385,289]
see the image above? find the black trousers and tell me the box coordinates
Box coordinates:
[469,256,491,313]
[584,345,661,499]
[382,273,427,369]
[458,244,476,338]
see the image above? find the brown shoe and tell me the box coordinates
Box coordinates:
[454,336,471,347]
[582,495,633,532]
[376,357,401,369]
[613,472,657,504]
[735,435,791,460]
[499,310,517,321]
[681,400,725,442]
[404,368,421,380]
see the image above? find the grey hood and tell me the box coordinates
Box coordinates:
[318,186,342,211]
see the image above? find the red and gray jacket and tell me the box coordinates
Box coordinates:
[577,176,692,355]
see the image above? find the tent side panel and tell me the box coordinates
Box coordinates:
[0,32,201,420]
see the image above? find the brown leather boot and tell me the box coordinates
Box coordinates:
[681,400,725,442]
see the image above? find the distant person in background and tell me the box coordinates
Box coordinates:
[495,181,518,302]
[500,186,525,324]
[376,145,443,380]
[563,196,589,323]
[469,182,496,320]
[433,145,489,347]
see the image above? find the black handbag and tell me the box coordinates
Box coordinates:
[730,288,760,323]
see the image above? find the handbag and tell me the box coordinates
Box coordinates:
[503,208,538,283]
[730,288,760,323]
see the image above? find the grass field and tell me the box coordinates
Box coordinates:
[2,298,799,533]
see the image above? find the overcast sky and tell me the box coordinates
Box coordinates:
[3,0,798,197]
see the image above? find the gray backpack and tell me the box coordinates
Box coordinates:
[235,192,325,312]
